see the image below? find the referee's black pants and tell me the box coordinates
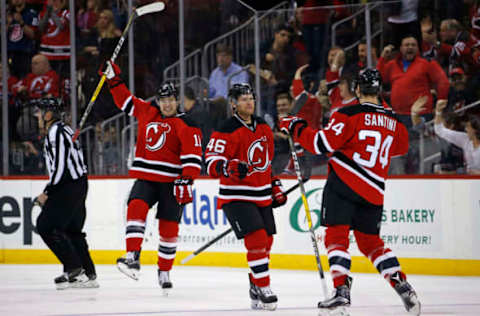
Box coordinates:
[36,176,96,276]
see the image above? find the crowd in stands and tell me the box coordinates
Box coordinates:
[1,0,479,176]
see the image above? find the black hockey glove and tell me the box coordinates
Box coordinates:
[222,159,249,180]
[279,116,308,139]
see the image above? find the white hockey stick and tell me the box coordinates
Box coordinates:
[73,2,165,141]
[288,135,329,299]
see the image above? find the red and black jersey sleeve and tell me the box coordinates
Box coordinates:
[296,109,356,155]
[176,115,203,179]
[109,83,152,118]
[205,129,231,178]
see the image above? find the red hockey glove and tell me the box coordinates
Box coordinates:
[279,116,308,139]
[271,177,287,208]
[224,159,249,180]
[99,60,123,87]
[173,176,194,205]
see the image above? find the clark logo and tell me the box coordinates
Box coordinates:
[146,122,171,151]
[289,188,323,232]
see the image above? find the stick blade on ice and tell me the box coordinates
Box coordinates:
[136,2,165,16]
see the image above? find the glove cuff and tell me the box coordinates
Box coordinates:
[290,119,307,138]
[107,76,124,89]
[214,160,228,178]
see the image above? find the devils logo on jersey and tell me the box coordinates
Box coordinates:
[146,122,171,151]
[247,136,270,173]
[30,76,53,95]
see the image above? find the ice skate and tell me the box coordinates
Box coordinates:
[54,268,89,290]
[318,276,352,312]
[158,270,172,296]
[390,272,421,315]
[116,251,140,280]
[249,275,262,310]
[54,273,70,290]
[69,269,92,288]
[71,273,99,289]
[248,275,278,310]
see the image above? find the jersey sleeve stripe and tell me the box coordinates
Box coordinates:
[180,154,202,160]
[205,156,226,168]
[318,130,334,153]
[121,96,134,115]
[180,156,202,166]
[182,163,202,170]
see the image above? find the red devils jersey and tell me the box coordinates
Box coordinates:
[205,115,274,209]
[16,70,60,99]
[110,84,203,182]
[297,102,408,205]
[39,9,70,60]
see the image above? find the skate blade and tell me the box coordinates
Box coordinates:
[55,283,69,290]
[250,299,277,311]
[251,299,262,310]
[408,301,421,316]
[318,307,350,316]
[117,263,140,280]
[71,280,100,289]
[162,287,171,297]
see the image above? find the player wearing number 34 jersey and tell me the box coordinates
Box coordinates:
[280,69,420,316]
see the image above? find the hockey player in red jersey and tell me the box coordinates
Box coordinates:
[205,83,287,310]
[280,69,421,315]
[101,61,203,295]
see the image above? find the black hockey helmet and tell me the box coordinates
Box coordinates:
[157,81,178,99]
[353,68,382,95]
[228,83,255,102]
[32,97,63,121]
[35,97,63,114]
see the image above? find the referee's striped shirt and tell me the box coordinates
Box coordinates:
[43,121,87,194]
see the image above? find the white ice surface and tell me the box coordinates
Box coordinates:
[1,264,479,316]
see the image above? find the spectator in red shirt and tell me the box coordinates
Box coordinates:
[378,35,450,173]
[378,36,449,117]
[439,19,480,74]
[291,64,323,129]
[14,54,60,100]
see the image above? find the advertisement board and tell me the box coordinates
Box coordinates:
[1,178,479,275]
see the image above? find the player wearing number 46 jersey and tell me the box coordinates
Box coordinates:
[205,83,287,311]
[281,69,421,315]
[101,61,203,295]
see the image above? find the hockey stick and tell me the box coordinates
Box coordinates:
[72,2,165,141]
[287,135,328,299]
[180,178,309,265]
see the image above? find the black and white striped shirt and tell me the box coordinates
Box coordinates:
[43,120,87,195]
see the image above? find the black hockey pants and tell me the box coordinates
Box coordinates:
[36,176,96,275]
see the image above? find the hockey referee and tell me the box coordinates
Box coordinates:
[33,98,98,290]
